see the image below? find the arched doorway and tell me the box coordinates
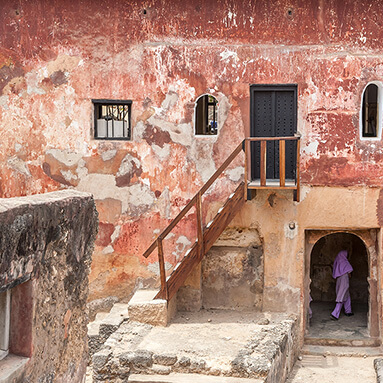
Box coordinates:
[307,232,371,344]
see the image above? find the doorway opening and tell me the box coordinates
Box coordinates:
[307,232,375,345]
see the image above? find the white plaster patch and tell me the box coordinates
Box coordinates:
[284,222,298,240]
[220,49,239,63]
[103,245,114,254]
[101,149,117,162]
[76,174,155,213]
[226,167,243,182]
[0,95,9,109]
[61,169,77,182]
[117,154,141,177]
[111,225,121,243]
[46,149,83,167]
[302,140,319,158]
[147,261,173,276]
[161,91,179,111]
[7,156,31,176]
[14,143,22,152]
[148,116,192,147]
[152,144,170,160]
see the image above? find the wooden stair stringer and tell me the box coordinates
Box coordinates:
[156,182,245,301]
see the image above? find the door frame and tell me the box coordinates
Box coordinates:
[249,84,298,180]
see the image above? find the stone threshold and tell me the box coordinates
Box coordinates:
[129,372,264,382]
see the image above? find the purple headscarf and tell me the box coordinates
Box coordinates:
[332,250,353,279]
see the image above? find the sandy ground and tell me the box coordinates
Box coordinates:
[287,355,377,383]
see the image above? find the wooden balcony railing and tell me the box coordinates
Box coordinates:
[143,136,300,301]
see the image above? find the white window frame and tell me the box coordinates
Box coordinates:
[0,290,11,361]
[359,81,383,141]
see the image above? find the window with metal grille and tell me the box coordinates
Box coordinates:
[93,99,132,140]
[195,94,218,135]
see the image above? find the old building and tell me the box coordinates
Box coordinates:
[1,0,383,372]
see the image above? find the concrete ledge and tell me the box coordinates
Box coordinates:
[128,289,176,327]
[0,354,29,383]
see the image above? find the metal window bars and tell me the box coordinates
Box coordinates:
[93,99,132,140]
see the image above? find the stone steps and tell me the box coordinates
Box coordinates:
[129,372,264,382]
[302,344,383,357]
[88,303,129,356]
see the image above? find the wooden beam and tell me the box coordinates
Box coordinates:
[157,238,168,300]
[200,141,243,194]
[279,140,285,187]
[196,192,204,260]
[158,243,199,301]
[244,139,248,200]
[246,136,298,142]
[260,141,266,186]
[295,138,301,202]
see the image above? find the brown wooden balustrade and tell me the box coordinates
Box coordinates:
[143,136,300,301]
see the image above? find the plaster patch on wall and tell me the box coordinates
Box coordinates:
[189,140,216,183]
[46,149,83,167]
[147,261,173,276]
[117,154,141,178]
[284,222,298,240]
[226,166,243,182]
[103,245,114,254]
[148,116,192,147]
[161,91,179,112]
[152,143,170,160]
[7,156,31,176]
[220,49,239,63]
[111,225,121,243]
[102,150,117,162]
[302,140,319,157]
[61,169,77,182]
[76,174,154,213]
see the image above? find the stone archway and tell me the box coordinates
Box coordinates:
[304,229,380,345]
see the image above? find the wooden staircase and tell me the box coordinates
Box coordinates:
[143,136,300,302]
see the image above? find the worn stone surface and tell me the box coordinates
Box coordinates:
[92,310,297,381]
[202,244,263,310]
[0,191,98,383]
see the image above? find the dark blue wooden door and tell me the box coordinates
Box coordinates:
[250,85,297,181]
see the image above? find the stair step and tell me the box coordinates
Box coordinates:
[302,344,383,357]
[128,373,264,382]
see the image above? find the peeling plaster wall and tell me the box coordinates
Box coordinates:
[2,0,383,316]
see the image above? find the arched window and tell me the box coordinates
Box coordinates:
[361,83,380,139]
[195,94,218,135]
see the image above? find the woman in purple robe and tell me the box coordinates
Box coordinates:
[331,250,354,320]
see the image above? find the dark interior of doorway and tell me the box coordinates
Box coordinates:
[307,233,370,345]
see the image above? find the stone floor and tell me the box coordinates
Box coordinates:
[91,309,298,382]
[306,302,370,345]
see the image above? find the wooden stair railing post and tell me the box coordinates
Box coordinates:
[295,138,301,202]
[244,139,248,200]
[279,139,286,187]
[260,140,267,186]
[196,192,204,261]
[157,237,168,300]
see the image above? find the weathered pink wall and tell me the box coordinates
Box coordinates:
[1,0,383,302]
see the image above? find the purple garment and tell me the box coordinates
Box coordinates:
[332,250,353,278]
[335,273,350,302]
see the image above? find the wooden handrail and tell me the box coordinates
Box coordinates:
[246,136,299,141]
[143,135,301,301]
[143,141,244,259]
